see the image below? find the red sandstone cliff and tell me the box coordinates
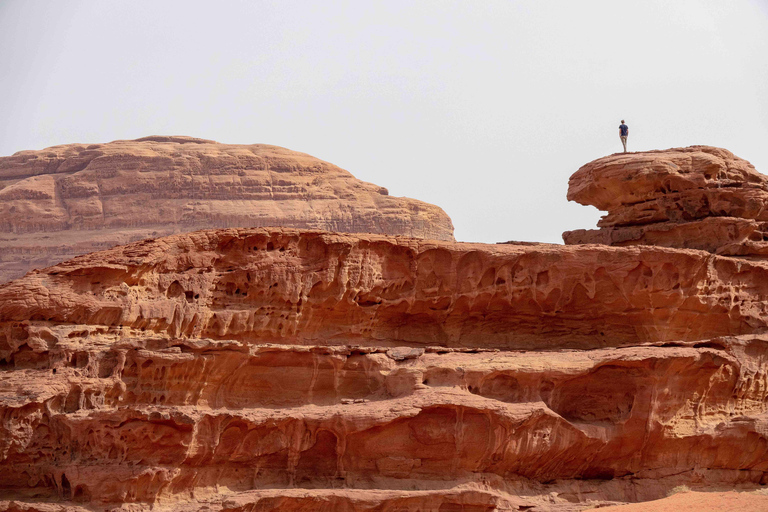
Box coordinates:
[0,136,454,284]
[2,227,768,511]
[3,144,768,511]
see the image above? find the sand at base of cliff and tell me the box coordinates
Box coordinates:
[599,490,768,511]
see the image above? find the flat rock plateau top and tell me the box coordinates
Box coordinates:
[0,135,454,283]
[2,145,768,512]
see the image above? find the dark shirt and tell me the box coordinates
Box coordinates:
[619,124,629,136]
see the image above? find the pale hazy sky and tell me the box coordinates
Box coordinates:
[1,1,767,243]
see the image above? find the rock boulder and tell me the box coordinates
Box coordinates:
[563,146,768,256]
[0,136,454,283]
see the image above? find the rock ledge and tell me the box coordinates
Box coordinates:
[563,146,768,256]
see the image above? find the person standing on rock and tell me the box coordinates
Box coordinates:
[619,120,629,153]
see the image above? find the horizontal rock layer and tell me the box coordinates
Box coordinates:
[5,229,768,349]
[563,146,768,256]
[2,228,768,510]
[0,136,454,283]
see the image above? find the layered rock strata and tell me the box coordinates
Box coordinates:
[2,228,768,511]
[562,146,768,256]
[0,136,454,283]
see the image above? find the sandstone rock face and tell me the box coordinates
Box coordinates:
[0,136,454,284]
[563,146,768,256]
[2,228,768,511]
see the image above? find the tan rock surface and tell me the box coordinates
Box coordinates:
[2,228,768,511]
[0,136,454,283]
[562,146,768,256]
[597,490,768,511]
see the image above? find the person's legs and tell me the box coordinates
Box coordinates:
[621,136,627,152]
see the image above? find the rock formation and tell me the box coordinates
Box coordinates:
[0,136,454,284]
[3,227,768,511]
[562,146,768,257]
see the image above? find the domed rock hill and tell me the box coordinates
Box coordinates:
[563,146,768,257]
[0,136,454,284]
[2,226,768,511]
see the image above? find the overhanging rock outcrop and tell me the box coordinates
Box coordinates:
[562,146,768,256]
[0,136,454,283]
[2,228,768,511]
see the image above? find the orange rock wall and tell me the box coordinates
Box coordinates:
[2,229,768,510]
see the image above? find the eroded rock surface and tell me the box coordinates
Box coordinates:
[2,228,768,511]
[563,146,768,256]
[0,136,454,283]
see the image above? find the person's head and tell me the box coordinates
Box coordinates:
[621,120,625,123]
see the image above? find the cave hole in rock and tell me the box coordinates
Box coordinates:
[98,352,119,378]
[64,385,82,413]
[296,429,339,480]
[71,351,89,369]
[60,473,71,498]
[548,365,638,424]
[469,373,522,403]
[580,466,617,480]
[693,340,727,350]
[422,368,462,387]
[39,329,58,348]
[539,380,554,403]
[166,280,184,299]
[73,484,90,502]
[6,343,49,369]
